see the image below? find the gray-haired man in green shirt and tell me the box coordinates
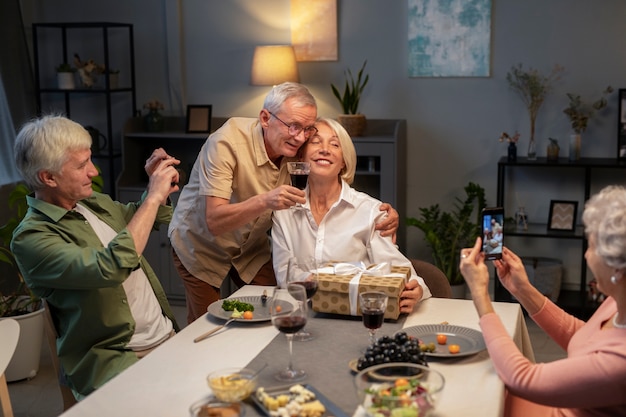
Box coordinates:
[11,115,181,400]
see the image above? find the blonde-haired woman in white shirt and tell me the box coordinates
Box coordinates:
[271,118,431,314]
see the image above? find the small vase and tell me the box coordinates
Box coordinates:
[527,138,537,160]
[144,109,164,132]
[507,143,517,162]
[569,133,581,161]
[546,141,560,162]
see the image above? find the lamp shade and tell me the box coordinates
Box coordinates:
[251,45,300,86]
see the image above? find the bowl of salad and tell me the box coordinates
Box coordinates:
[354,363,445,417]
[207,367,257,403]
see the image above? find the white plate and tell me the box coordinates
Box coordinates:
[206,296,274,323]
[399,324,486,358]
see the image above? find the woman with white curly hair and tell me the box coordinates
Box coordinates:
[459,185,626,417]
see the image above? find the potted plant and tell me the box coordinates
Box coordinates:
[0,183,45,381]
[406,182,486,297]
[563,86,613,160]
[506,63,564,160]
[56,62,76,90]
[331,60,369,137]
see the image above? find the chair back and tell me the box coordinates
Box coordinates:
[0,318,20,417]
[410,259,452,298]
[42,300,78,410]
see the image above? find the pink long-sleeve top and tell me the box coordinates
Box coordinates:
[480,297,626,417]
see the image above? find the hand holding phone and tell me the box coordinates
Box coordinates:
[481,207,504,260]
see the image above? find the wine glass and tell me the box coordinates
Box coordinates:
[286,257,319,342]
[287,162,310,190]
[359,291,388,345]
[270,284,308,381]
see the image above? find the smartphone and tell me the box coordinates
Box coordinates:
[481,207,504,260]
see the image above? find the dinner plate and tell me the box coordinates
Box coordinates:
[251,383,348,417]
[399,324,486,358]
[206,295,277,323]
[347,359,425,381]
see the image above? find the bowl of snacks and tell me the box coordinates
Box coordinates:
[207,367,258,403]
[354,363,445,417]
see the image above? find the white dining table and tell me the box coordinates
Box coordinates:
[59,285,534,417]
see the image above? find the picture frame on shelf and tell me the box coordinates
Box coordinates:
[547,200,578,231]
[618,89,626,159]
[186,105,212,133]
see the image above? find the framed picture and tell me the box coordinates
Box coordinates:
[186,105,212,133]
[547,200,578,231]
[618,89,626,159]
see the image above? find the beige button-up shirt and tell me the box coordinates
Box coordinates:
[169,117,291,287]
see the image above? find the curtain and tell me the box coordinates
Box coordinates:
[0,0,36,186]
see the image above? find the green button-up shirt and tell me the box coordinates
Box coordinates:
[11,191,179,399]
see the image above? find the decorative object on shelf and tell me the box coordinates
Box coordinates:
[547,200,578,231]
[546,137,560,161]
[85,125,108,155]
[73,53,105,88]
[331,60,369,137]
[185,105,212,133]
[406,182,486,287]
[499,131,519,162]
[55,63,76,89]
[515,206,528,230]
[563,86,613,161]
[106,69,120,89]
[617,89,626,160]
[143,100,165,132]
[506,63,564,160]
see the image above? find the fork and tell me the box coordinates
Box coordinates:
[194,318,235,343]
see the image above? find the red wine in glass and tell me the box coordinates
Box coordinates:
[290,172,309,190]
[362,309,384,330]
[274,316,307,334]
[293,281,318,299]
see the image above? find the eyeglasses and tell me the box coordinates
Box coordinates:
[269,112,318,139]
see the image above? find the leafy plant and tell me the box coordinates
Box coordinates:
[506,63,564,144]
[56,63,75,73]
[406,182,486,286]
[563,86,613,134]
[1,169,103,317]
[331,61,369,115]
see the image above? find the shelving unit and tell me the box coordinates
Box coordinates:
[32,22,137,196]
[116,117,407,300]
[496,156,626,318]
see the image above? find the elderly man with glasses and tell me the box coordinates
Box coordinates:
[169,82,398,323]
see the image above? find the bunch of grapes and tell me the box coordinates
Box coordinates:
[356,332,427,371]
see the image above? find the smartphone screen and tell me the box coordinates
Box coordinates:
[481,207,504,260]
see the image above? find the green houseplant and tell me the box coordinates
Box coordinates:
[506,63,564,159]
[331,60,369,136]
[406,182,486,287]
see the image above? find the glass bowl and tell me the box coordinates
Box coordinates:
[207,367,257,403]
[189,396,244,417]
[354,362,445,417]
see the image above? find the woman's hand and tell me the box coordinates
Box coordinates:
[494,247,532,298]
[459,237,494,316]
[399,279,424,314]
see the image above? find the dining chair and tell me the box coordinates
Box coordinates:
[0,318,20,417]
[410,259,452,298]
[41,300,78,411]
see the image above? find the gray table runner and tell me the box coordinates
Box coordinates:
[243,313,407,416]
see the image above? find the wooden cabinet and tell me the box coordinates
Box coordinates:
[32,22,137,197]
[496,156,626,318]
[117,117,407,300]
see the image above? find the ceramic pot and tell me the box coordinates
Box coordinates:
[144,110,165,132]
[507,143,517,162]
[57,72,75,89]
[2,307,45,381]
[547,141,560,161]
[337,114,366,137]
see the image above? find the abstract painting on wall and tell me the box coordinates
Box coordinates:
[408,0,491,77]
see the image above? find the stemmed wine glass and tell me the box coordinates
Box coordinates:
[286,257,319,342]
[359,291,388,345]
[270,284,308,381]
[287,162,310,191]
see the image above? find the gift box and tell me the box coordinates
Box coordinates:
[311,263,409,320]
